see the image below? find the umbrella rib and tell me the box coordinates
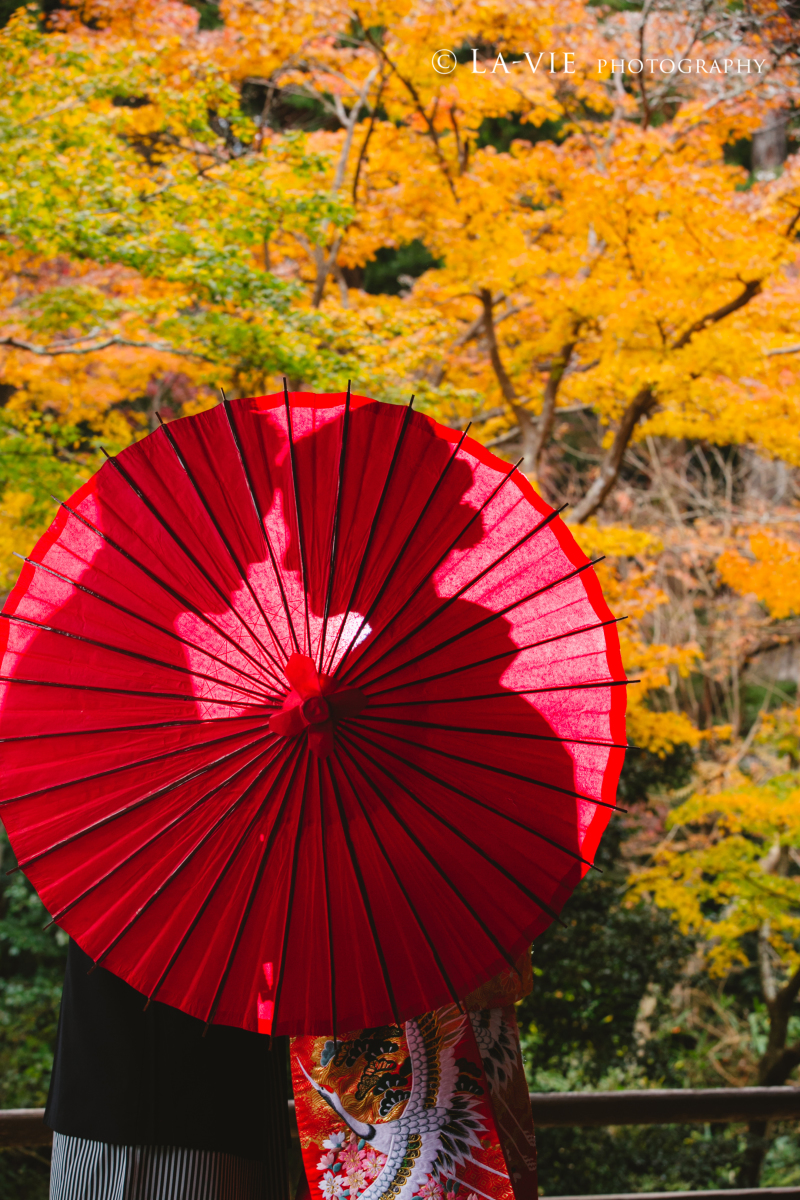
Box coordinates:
[346,720,624,813]
[44,737,277,919]
[92,742,296,974]
[332,744,462,1009]
[223,398,301,654]
[0,674,269,708]
[15,554,272,696]
[1,613,273,706]
[0,713,264,745]
[341,724,598,871]
[0,721,274,808]
[357,713,630,750]
[366,617,625,697]
[201,745,308,1028]
[323,395,415,675]
[317,758,337,1043]
[352,557,603,692]
[23,734,275,877]
[326,754,401,1026]
[56,500,279,683]
[367,679,634,707]
[157,418,290,669]
[329,420,471,678]
[268,757,312,1033]
[338,732,564,926]
[101,451,285,689]
[333,457,525,683]
[336,733,522,981]
[317,382,351,673]
[143,742,304,1007]
[283,380,312,655]
[343,507,570,688]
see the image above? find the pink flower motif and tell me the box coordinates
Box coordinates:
[358,1149,380,1180]
[345,1168,368,1195]
[417,1180,444,1200]
[341,1140,361,1173]
[316,1151,336,1171]
[362,1142,388,1180]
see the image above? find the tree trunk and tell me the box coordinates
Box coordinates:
[752,113,788,181]
[480,290,576,479]
[525,338,578,484]
[311,237,342,308]
[569,387,656,523]
[482,274,760,520]
[737,917,800,1186]
[738,1121,770,1189]
[512,405,540,476]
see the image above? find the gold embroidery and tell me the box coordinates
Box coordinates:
[377,1133,423,1200]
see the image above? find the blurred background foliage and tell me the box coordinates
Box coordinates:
[1,0,800,1195]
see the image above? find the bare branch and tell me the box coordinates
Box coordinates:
[352,75,385,204]
[359,21,458,202]
[759,919,778,1006]
[453,311,484,348]
[637,0,654,130]
[527,333,580,479]
[569,386,658,523]
[0,335,213,361]
[480,288,517,404]
[309,64,378,306]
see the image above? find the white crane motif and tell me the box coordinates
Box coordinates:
[299,1007,509,1200]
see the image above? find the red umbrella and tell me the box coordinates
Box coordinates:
[0,389,626,1035]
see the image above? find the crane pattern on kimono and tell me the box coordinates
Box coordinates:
[299,1007,511,1200]
[468,1010,519,1095]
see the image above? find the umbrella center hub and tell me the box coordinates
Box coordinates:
[301,695,331,725]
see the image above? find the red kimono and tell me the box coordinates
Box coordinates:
[291,956,537,1200]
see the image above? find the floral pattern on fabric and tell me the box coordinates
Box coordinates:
[291,998,537,1200]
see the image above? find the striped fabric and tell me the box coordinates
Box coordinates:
[50,1132,268,1200]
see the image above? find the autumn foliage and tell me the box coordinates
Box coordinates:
[2,0,800,1146]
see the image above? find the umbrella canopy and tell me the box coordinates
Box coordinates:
[0,390,626,1035]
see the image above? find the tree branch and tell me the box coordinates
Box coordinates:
[780,960,800,1009]
[479,290,578,479]
[569,386,657,523]
[569,277,763,522]
[309,65,378,306]
[0,335,213,361]
[359,22,458,202]
[352,75,385,204]
[480,288,541,474]
[762,1042,800,1087]
[480,289,517,404]
[672,279,762,350]
[759,919,778,1006]
[785,206,800,240]
[527,334,580,481]
[311,234,343,308]
[637,0,653,130]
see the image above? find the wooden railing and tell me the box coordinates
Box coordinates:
[528,1086,800,1127]
[2,1088,799,1196]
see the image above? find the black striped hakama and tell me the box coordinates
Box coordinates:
[50,1134,267,1200]
[46,942,291,1199]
